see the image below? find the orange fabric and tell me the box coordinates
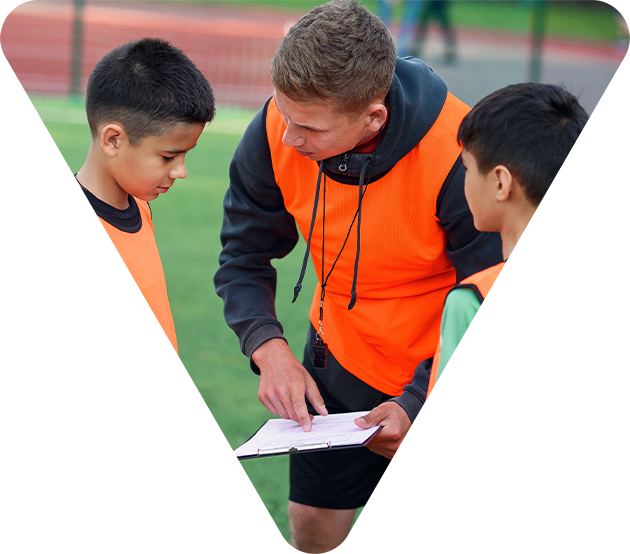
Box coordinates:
[20,201,187,521]
[266,94,470,395]
[407,262,606,554]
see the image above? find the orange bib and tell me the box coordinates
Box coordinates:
[266,94,469,395]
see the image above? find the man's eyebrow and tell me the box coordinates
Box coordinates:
[295,122,325,132]
[274,95,326,132]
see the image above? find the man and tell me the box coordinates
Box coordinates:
[214,1,502,551]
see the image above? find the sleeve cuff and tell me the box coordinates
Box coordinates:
[390,390,425,423]
[244,324,287,375]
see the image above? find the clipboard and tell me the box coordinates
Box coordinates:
[234,411,382,460]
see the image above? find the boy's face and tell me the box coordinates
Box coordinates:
[461,148,499,232]
[112,122,205,202]
[274,90,386,162]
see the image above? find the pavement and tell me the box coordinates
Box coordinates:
[2,1,627,115]
[406,26,627,115]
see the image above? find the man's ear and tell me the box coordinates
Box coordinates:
[100,123,127,158]
[364,102,388,134]
[494,165,513,202]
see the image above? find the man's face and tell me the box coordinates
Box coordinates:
[274,90,378,162]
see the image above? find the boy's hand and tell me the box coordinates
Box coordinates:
[355,402,411,459]
[0,465,31,504]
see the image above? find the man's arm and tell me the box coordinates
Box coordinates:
[2,234,90,499]
[418,444,488,554]
[214,103,327,430]
[214,103,299,363]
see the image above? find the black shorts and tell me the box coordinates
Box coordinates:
[289,326,392,510]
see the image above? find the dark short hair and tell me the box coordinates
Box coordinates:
[458,83,588,205]
[270,0,397,117]
[86,37,215,144]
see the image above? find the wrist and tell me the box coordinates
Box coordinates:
[252,337,289,368]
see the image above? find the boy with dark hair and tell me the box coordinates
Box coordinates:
[407,83,606,554]
[0,38,215,554]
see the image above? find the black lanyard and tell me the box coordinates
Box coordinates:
[292,158,373,369]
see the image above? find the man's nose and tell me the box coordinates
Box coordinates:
[282,122,306,148]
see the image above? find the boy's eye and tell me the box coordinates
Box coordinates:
[162,156,175,161]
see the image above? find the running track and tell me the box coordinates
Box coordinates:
[1,1,301,109]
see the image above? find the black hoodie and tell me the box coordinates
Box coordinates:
[214,57,503,420]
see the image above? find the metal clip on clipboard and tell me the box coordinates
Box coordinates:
[257,441,332,456]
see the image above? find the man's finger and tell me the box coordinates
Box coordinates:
[304,376,328,416]
[355,405,386,428]
[260,388,293,419]
[292,396,313,432]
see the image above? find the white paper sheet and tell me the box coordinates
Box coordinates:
[234,411,381,459]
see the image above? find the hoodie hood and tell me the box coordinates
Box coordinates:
[321,57,448,184]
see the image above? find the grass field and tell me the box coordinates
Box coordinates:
[0,102,630,554]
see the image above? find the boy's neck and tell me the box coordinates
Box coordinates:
[501,209,568,260]
[76,151,130,211]
[499,202,537,260]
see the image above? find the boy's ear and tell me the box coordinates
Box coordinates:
[493,165,513,202]
[100,123,127,158]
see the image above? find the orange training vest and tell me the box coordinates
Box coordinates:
[266,94,470,395]
[20,200,187,523]
[407,261,606,554]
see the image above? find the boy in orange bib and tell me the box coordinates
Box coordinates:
[407,83,606,554]
[0,38,215,554]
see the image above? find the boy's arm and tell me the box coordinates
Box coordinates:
[418,444,488,554]
[2,234,90,491]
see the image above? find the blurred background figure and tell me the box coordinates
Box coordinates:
[613,0,630,56]
[410,1,457,63]
[377,0,456,62]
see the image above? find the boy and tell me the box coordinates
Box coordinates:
[0,38,215,553]
[407,83,606,554]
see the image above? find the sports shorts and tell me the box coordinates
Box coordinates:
[33,504,153,554]
[288,325,392,510]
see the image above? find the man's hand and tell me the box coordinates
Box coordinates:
[355,402,411,459]
[0,465,31,504]
[253,338,328,432]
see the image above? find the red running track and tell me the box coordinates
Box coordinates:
[1,1,303,109]
[2,2,624,110]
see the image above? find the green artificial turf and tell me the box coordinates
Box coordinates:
[0,101,630,554]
